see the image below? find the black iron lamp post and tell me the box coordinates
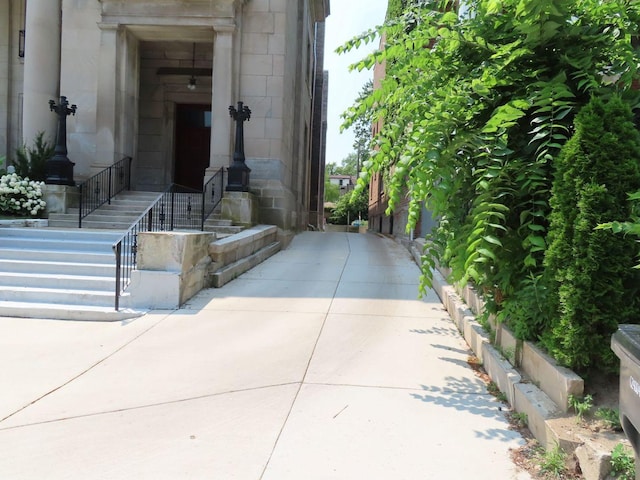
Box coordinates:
[46,96,76,185]
[226,101,251,192]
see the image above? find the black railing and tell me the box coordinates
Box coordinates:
[112,175,225,310]
[78,156,132,228]
[201,167,224,230]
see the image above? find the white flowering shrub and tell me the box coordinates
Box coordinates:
[0,173,46,217]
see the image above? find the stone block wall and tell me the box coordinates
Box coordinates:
[130,231,213,308]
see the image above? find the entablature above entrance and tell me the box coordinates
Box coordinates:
[99,0,246,26]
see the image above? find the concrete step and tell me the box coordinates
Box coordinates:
[0,248,113,264]
[204,225,244,235]
[204,218,233,227]
[0,227,124,242]
[0,285,118,308]
[0,227,143,320]
[0,235,117,252]
[0,258,115,276]
[0,271,115,291]
[51,219,138,230]
[0,300,142,322]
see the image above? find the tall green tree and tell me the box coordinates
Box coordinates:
[329,187,369,225]
[346,79,374,177]
[543,96,640,371]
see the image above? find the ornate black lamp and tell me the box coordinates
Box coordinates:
[46,96,76,185]
[226,101,251,192]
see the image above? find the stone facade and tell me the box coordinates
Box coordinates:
[0,0,329,232]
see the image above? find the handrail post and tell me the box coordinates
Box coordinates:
[108,165,112,205]
[78,183,83,228]
[114,241,122,311]
[201,185,206,231]
[170,189,175,231]
[127,156,132,190]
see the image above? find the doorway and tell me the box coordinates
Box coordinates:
[174,104,211,190]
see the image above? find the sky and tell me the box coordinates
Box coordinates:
[324,1,388,165]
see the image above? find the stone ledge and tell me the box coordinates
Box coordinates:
[482,342,522,407]
[513,382,562,449]
[209,224,277,268]
[434,262,585,413]
[209,241,281,287]
[423,248,627,480]
[521,340,584,412]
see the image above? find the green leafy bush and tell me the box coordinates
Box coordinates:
[329,187,369,225]
[0,172,46,217]
[599,190,640,268]
[543,96,640,371]
[15,131,54,181]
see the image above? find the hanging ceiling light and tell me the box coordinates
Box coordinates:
[187,43,197,90]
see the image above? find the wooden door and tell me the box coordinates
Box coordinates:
[174,104,211,190]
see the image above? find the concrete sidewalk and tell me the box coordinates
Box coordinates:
[0,232,531,479]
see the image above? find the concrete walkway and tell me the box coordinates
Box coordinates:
[0,232,531,479]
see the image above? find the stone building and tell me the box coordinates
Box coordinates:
[0,0,329,231]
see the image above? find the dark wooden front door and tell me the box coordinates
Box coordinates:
[174,104,211,190]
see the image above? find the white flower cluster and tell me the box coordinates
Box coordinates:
[0,173,46,217]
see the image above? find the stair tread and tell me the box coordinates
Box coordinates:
[5,285,116,296]
[0,300,145,322]
[0,271,114,282]
[0,258,114,267]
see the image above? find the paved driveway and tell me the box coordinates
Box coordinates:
[0,232,530,479]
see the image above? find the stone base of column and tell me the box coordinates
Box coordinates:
[221,191,257,227]
[43,184,79,214]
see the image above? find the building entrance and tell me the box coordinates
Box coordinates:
[174,104,211,190]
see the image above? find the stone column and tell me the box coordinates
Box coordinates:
[208,27,235,173]
[22,0,61,146]
[0,0,10,159]
[95,23,118,169]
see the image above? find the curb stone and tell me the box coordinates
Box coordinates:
[405,238,630,480]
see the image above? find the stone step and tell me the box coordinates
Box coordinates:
[0,247,113,264]
[0,285,118,308]
[204,218,233,227]
[0,235,117,252]
[0,227,141,320]
[0,227,124,243]
[0,300,142,322]
[204,225,244,235]
[0,258,115,276]
[0,271,115,291]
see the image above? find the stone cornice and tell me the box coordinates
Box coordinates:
[100,0,238,20]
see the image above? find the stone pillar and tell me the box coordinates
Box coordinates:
[22,0,61,146]
[208,27,235,174]
[95,23,118,169]
[0,0,10,159]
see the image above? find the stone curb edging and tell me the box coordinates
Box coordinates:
[405,240,630,480]
[0,218,48,227]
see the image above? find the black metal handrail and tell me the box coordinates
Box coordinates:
[201,167,225,230]
[112,177,225,310]
[78,156,132,228]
